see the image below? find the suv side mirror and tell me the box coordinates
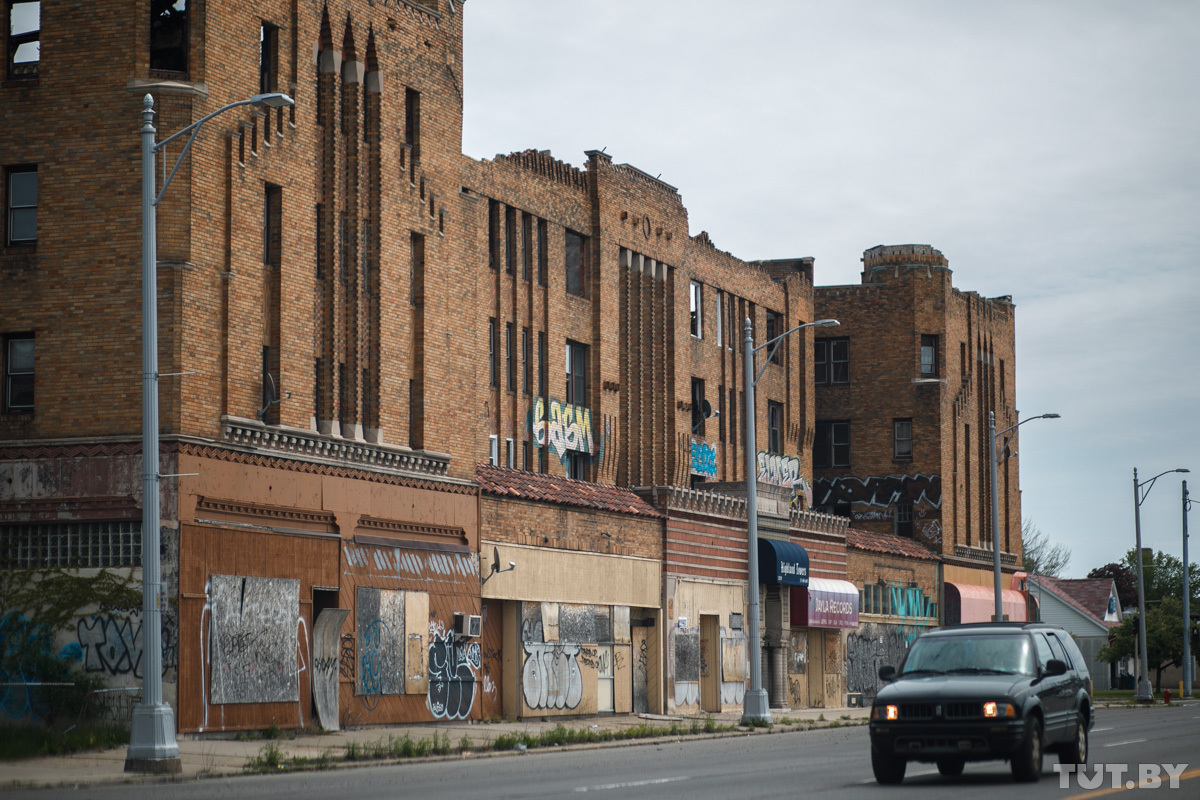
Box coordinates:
[1045,659,1068,676]
[878,664,897,682]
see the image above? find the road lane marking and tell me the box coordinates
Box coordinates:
[1091,727,1113,732]
[1064,766,1200,799]
[1101,739,1147,747]
[575,777,689,792]
[856,768,938,784]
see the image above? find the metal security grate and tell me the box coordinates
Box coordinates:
[0,521,142,568]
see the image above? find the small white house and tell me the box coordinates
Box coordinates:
[1028,577,1124,690]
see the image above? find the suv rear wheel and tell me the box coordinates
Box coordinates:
[1011,716,1043,782]
[871,746,907,784]
[1058,710,1088,765]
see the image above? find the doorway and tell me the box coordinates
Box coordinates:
[807,629,825,708]
[700,614,720,712]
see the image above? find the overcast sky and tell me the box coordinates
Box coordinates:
[462,0,1200,579]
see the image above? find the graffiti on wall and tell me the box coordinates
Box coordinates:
[531,398,598,461]
[691,441,716,477]
[355,587,405,697]
[522,641,584,710]
[845,621,933,703]
[814,474,941,509]
[207,575,301,705]
[427,623,478,720]
[756,451,813,510]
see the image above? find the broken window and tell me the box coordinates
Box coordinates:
[150,0,188,74]
[259,22,279,93]
[7,1,38,78]
[565,230,587,297]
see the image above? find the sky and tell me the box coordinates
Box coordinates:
[461,0,1200,577]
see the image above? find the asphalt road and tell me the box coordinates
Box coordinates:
[11,705,1199,799]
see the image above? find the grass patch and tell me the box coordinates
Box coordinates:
[0,724,129,760]
[245,743,336,773]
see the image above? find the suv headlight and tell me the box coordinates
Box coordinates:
[983,701,1017,718]
[871,704,900,721]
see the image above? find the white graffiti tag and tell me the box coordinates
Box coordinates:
[522,641,583,710]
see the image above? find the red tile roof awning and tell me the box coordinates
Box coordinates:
[945,582,1027,624]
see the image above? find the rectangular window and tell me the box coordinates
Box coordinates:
[895,502,914,538]
[3,333,34,412]
[715,290,723,347]
[768,401,783,454]
[814,337,849,385]
[521,213,532,282]
[522,326,531,394]
[537,331,547,397]
[814,420,850,468]
[505,206,516,275]
[410,232,425,305]
[7,1,38,78]
[0,521,142,568]
[565,340,587,406]
[537,218,548,286]
[728,387,737,452]
[488,318,498,387]
[565,230,586,297]
[505,322,515,390]
[259,22,278,93]
[566,451,587,481]
[404,87,421,164]
[689,281,703,338]
[894,419,913,460]
[691,378,706,435]
[765,310,782,364]
[6,166,36,245]
[487,200,499,270]
[920,334,938,377]
[150,0,188,74]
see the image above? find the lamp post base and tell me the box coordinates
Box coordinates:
[1135,678,1154,704]
[125,703,181,773]
[741,688,772,725]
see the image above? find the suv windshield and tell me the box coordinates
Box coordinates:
[900,633,1035,676]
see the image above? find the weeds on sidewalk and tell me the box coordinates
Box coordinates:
[245,742,336,773]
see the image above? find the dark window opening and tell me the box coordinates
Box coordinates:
[566,340,587,406]
[404,87,421,165]
[488,318,498,387]
[7,1,38,78]
[522,213,532,281]
[815,337,849,385]
[3,332,34,413]
[921,334,938,377]
[689,281,703,338]
[894,418,912,460]
[566,452,588,481]
[691,378,706,435]
[522,327,531,394]
[150,0,189,74]
[814,420,850,468]
[5,166,36,245]
[537,218,548,286]
[895,502,914,538]
[565,230,587,297]
[768,401,783,454]
[487,200,499,271]
[259,22,279,93]
[505,206,516,275]
[765,311,782,364]
[505,321,515,390]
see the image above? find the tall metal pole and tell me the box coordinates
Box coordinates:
[989,411,1003,621]
[742,317,770,724]
[1184,480,1191,698]
[126,94,180,771]
[1133,468,1153,703]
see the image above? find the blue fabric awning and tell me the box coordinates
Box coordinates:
[757,539,809,587]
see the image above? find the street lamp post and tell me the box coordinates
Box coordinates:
[127,91,293,773]
[1184,480,1192,698]
[742,316,839,725]
[988,411,1059,622]
[1131,467,1189,704]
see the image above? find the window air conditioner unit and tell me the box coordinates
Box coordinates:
[453,612,482,639]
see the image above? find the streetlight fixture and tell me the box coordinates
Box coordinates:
[989,411,1059,622]
[742,317,839,725]
[1131,467,1189,704]
[127,91,294,773]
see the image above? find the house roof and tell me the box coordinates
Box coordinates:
[475,464,664,519]
[844,527,941,562]
[1029,576,1120,629]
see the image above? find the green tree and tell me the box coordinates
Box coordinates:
[1098,596,1186,690]
[1121,548,1200,607]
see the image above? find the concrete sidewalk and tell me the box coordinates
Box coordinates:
[3,707,870,789]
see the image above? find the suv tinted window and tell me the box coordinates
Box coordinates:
[1033,633,1055,670]
[1044,632,1070,666]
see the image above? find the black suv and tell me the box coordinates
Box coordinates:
[868,622,1093,784]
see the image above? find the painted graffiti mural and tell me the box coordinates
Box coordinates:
[207,575,302,705]
[757,451,813,509]
[427,623,478,720]
[814,474,942,509]
[690,441,716,477]
[522,641,584,710]
[530,398,598,461]
[846,621,932,702]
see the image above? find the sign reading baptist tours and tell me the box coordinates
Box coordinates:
[776,558,808,585]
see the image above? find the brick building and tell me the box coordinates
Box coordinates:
[1,0,1025,734]
[812,244,1025,618]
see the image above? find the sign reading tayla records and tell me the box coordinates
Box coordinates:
[756,451,814,509]
[533,398,594,459]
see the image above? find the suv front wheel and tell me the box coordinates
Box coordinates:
[871,745,907,784]
[1011,715,1043,782]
